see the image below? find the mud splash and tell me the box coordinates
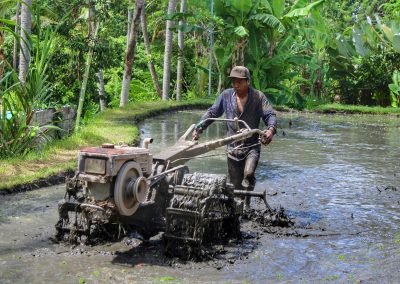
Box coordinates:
[243,206,294,228]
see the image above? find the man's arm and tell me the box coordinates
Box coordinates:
[199,93,225,129]
[260,94,277,145]
[192,93,225,140]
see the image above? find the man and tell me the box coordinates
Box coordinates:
[192,66,277,211]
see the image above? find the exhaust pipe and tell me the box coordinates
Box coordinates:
[142,138,153,149]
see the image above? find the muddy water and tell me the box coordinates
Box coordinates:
[1,111,400,283]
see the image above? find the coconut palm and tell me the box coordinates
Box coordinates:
[176,0,186,101]
[162,0,176,100]
[141,1,162,98]
[19,0,32,84]
[120,0,145,106]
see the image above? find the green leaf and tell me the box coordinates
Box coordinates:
[170,23,204,33]
[276,93,290,105]
[231,0,253,15]
[389,84,400,94]
[214,47,225,62]
[0,18,16,26]
[287,55,311,65]
[335,35,356,58]
[265,88,281,94]
[352,26,371,56]
[390,91,399,107]
[259,0,273,13]
[195,65,216,76]
[214,0,226,16]
[276,35,295,52]
[290,0,309,11]
[253,70,261,90]
[284,0,325,18]
[393,70,400,84]
[248,27,260,60]
[164,12,194,21]
[234,26,249,37]
[380,23,394,42]
[250,14,286,33]
[272,0,285,18]
[393,34,400,53]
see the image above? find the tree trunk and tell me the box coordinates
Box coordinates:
[127,9,132,48]
[314,68,322,98]
[88,1,96,36]
[0,22,4,81]
[75,0,98,130]
[176,0,186,101]
[141,3,162,98]
[96,70,107,112]
[13,2,21,70]
[18,0,32,84]
[120,0,144,107]
[162,0,177,101]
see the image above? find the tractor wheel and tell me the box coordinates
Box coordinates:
[114,161,149,216]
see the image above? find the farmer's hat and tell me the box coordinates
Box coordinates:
[229,66,250,80]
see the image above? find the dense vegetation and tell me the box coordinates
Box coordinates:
[0,0,399,159]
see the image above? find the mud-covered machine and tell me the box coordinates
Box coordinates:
[56,118,270,249]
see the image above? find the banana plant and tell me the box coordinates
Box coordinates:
[213,0,325,104]
[389,70,400,107]
[351,15,400,56]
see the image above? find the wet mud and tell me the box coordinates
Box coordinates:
[1,111,400,283]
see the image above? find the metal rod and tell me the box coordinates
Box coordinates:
[148,165,186,187]
[201,117,252,130]
[234,190,273,212]
[234,190,265,197]
[80,203,106,212]
[149,165,185,180]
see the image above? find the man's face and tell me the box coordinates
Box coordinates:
[231,78,249,94]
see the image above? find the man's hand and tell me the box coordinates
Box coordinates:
[261,128,274,145]
[192,128,202,141]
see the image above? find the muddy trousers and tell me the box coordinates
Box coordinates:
[227,149,260,208]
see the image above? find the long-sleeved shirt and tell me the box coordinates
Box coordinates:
[198,87,277,160]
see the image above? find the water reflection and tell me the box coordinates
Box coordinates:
[0,110,399,283]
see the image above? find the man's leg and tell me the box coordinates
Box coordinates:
[227,157,245,190]
[242,150,260,210]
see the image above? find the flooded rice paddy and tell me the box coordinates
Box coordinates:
[0,110,399,283]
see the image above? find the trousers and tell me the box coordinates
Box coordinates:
[227,147,260,191]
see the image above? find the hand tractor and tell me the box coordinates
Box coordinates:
[55,118,272,254]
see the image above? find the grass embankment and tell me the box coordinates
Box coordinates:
[0,99,212,192]
[311,103,400,115]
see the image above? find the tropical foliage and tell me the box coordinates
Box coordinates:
[0,0,399,158]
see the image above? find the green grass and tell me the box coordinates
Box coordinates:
[311,103,400,115]
[0,99,212,192]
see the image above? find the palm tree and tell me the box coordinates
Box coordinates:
[19,0,32,84]
[162,0,176,101]
[75,0,99,129]
[120,0,145,107]
[141,2,162,98]
[96,70,107,111]
[13,1,21,70]
[0,20,5,81]
[176,0,186,101]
